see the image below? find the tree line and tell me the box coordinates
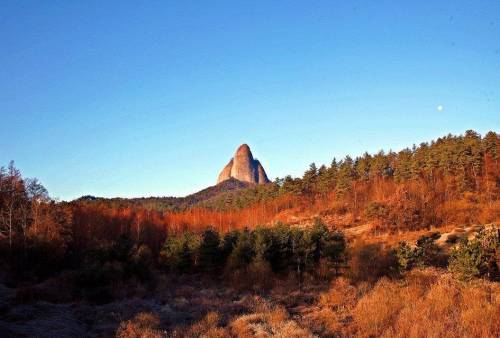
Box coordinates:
[203,130,498,209]
[76,130,499,214]
[0,161,72,251]
[160,219,346,288]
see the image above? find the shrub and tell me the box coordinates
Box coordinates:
[389,271,500,337]
[395,241,415,272]
[309,269,500,337]
[448,227,499,281]
[179,312,230,338]
[348,242,398,283]
[415,235,441,266]
[352,278,404,337]
[396,235,442,272]
[230,305,313,338]
[247,257,275,291]
[116,312,163,338]
[364,201,389,221]
[73,237,157,302]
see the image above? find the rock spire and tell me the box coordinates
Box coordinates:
[217,144,270,184]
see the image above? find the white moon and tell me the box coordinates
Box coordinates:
[437,105,444,111]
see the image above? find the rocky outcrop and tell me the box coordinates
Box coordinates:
[217,159,233,184]
[255,160,269,183]
[217,144,270,185]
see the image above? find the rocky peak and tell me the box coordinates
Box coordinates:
[236,143,251,155]
[217,144,270,185]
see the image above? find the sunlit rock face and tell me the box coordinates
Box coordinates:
[217,144,270,184]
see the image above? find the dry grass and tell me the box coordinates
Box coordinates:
[384,273,500,338]
[302,269,500,338]
[307,277,362,335]
[172,312,230,338]
[8,267,498,337]
[229,305,313,338]
[116,312,164,338]
[172,299,313,338]
[318,277,358,311]
[166,269,499,337]
[352,278,405,337]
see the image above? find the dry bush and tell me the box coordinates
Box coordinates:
[248,259,275,291]
[403,268,439,292]
[318,277,358,311]
[330,200,349,216]
[307,277,361,336]
[116,312,163,338]
[479,201,500,224]
[173,312,230,338]
[227,261,276,293]
[438,199,482,226]
[245,295,274,313]
[305,307,341,336]
[230,305,313,337]
[347,241,398,284]
[314,257,337,280]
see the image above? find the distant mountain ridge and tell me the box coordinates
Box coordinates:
[75,177,254,211]
[75,144,271,210]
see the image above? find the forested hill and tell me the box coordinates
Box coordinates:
[200,129,499,211]
[73,177,253,211]
[73,129,499,216]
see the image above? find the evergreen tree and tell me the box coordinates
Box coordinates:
[315,165,333,196]
[354,152,371,181]
[336,156,356,194]
[198,228,221,273]
[229,228,255,270]
[394,148,413,183]
[483,131,498,160]
[254,226,274,262]
[290,226,312,290]
[370,150,390,179]
[302,163,318,195]
[160,232,199,273]
[269,222,293,272]
[309,218,329,263]
[220,230,240,263]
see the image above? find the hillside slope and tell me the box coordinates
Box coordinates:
[74,178,254,211]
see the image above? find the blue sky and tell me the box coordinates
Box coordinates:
[1,1,499,200]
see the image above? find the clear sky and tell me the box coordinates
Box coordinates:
[1,1,499,200]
